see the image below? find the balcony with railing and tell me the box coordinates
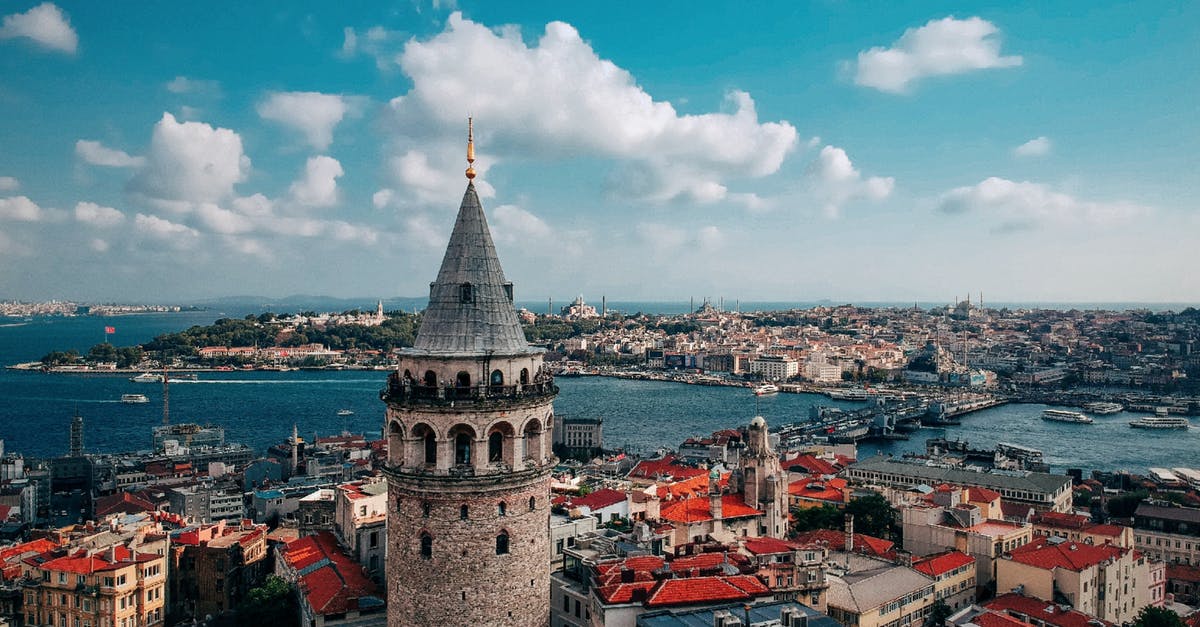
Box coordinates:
[380,372,557,407]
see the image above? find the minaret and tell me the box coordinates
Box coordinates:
[382,120,556,626]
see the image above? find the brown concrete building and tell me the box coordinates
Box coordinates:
[21,543,167,627]
[167,520,269,622]
[381,125,557,626]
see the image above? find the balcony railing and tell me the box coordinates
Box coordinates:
[380,374,557,406]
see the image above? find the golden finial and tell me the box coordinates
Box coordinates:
[465,116,476,180]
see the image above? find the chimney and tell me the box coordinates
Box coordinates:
[106,544,117,563]
[844,514,855,553]
[620,568,635,583]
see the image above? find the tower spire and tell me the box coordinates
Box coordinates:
[465,116,476,180]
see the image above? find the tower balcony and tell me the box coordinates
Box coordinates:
[380,374,558,408]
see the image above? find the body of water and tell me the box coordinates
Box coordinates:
[2,313,1197,473]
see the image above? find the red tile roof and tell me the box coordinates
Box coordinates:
[971,610,1033,627]
[629,456,707,482]
[788,476,847,503]
[985,593,1114,627]
[784,454,840,476]
[743,537,802,555]
[791,529,895,558]
[1166,563,1200,583]
[659,494,762,524]
[563,488,627,512]
[645,575,767,608]
[281,531,382,616]
[95,492,157,517]
[967,486,1002,503]
[1007,536,1126,572]
[912,550,975,577]
[39,546,137,575]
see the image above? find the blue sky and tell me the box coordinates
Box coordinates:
[0,1,1196,304]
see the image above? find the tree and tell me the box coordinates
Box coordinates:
[789,505,842,536]
[1107,490,1149,519]
[925,600,953,627]
[845,492,898,541]
[237,575,296,626]
[1131,606,1184,627]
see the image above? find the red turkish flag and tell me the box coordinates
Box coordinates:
[104,326,115,334]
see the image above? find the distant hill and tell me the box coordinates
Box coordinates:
[189,295,430,313]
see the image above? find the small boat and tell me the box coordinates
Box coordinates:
[1129,416,1190,430]
[337,409,354,416]
[1042,409,1094,424]
[167,373,198,383]
[828,388,870,401]
[753,384,779,396]
[129,372,163,383]
[1082,401,1123,415]
[121,394,149,404]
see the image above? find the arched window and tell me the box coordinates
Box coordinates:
[423,370,437,387]
[529,496,536,511]
[520,368,529,385]
[488,432,503,462]
[456,371,471,388]
[460,505,469,520]
[455,433,472,465]
[498,501,507,517]
[420,533,432,559]
[403,369,412,381]
[422,502,431,518]
[424,432,437,465]
[490,369,504,386]
[460,282,473,303]
[496,531,510,555]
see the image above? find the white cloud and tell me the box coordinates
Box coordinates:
[0,196,43,221]
[288,156,344,208]
[257,91,352,150]
[0,176,18,191]
[852,16,1022,93]
[1013,136,1052,157]
[195,203,253,234]
[89,238,109,253]
[0,3,77,54]
[696,225,725,249]
[372,188,395,209]
[339,25,405,69]
[231,193,274,218]
[387,13,796,203]
[389,148,495,205]
[938,177,1150,231]
[807,145,894,218]
[130,113,250,203]
[134,212,199,240]
[339,27,357,57]
[165,76,220,96]
[75,140,146,168]
[491,204,551,244]
[74,201,125,227]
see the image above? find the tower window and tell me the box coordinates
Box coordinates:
[496,532,510,555]
[420,533,432,559]
[455,433,472,465]
[424,432,437,465]
[503,283,513,302]
[489,432,503,462]
[460,283,473,303]
[456,371,471,388]
[520,368,529,385]
[460,505,469,520]
[422,502,431,518]
[498,502,507,517]
[529,496,536,511]
[490,369,504,386]
[423,370,437,387]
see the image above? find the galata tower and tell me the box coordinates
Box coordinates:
[381,120,556,626]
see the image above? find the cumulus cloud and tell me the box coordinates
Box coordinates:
[852,16,1022,93]
[75,140,146,168]
[389,147,495,205]
[165,76,220,96]
[806,145,894,217]
[74,201,125,227]
[1013,136,1052,157]
[0,177,18,191]
[194,203,254,234]
[288,156,344,208]
[134,213,199,240]
[257,91,353,150]
[89,238,109,253]
[491,204,551,244]
[372,188,395,209]
[386,13,796,203]
[0,196,44,221]
[129,113,250,203]
[339,25,405,69]
[0,3,77,54]
[938,177,1150,231]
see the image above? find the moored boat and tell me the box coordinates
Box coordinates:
[1129,416,1190,430]
[753,383,779,396]
[1082,401,1123,415]
[129,372,163,383]
[1042,409,1094,424]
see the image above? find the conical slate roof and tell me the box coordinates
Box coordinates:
[410,182,535,356]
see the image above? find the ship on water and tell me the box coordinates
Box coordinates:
[153,422,226,449]
[1129,416,1191,430]
[1041,409,1094,424]
[1083,401,1123,415]
[753,383,779,396]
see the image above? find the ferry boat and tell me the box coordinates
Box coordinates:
[167,373,198,383]
[1082,401,1124,415]
[129,372,164,383]
[828,388,870,401]
[336,409,354,416]
[1041,409,1094,424]
[753,383,779,396]
[1129,416,1191,430]
[121,394,149,404]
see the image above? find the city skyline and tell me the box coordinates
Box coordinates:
[1,2,1197,303]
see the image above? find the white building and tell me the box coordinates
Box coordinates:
[749,354,799,381]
